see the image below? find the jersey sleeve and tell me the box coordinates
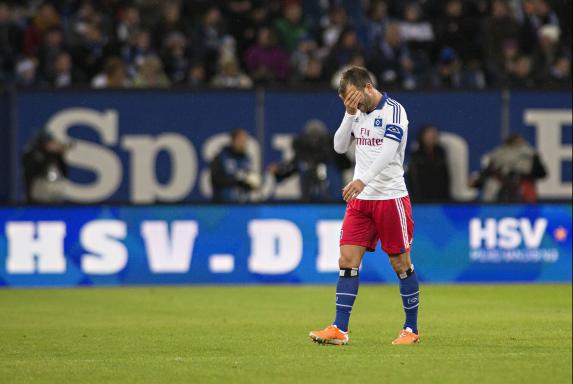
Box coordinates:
[333,112,356,154]
[384,101,408,144]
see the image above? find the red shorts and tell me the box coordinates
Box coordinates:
[340,196,414,255]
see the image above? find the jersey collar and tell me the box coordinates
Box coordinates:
[369,92,387,114]
[377,92,388,110]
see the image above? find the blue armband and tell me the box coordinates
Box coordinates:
[384,124,404,143]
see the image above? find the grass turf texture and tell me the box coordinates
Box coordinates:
[0,285,571,384]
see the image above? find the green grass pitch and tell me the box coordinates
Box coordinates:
[0,284,571,384]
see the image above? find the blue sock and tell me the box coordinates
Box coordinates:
[399,267,419,334]
[333,268,359,332]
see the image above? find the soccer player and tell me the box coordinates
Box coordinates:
[309,67,420,345]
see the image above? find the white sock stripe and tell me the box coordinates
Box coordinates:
[395,198,408,249]
[404,303,420,310]
[336,303,353,308]
[336,293,357,297]
[400,290,419,297]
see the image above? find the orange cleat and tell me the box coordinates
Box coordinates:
[392,328,420,345]
[309,325,349,345]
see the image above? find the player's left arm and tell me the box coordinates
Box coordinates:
[342,124,405,201]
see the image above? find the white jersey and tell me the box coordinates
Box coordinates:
[344,93,409,200]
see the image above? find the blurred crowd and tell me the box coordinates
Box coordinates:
[1,0,571,90]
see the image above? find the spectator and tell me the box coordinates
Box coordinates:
[471,134,547,202]
[398,3,435,86]
[522,0,561,54]
[274,1,310,52]
[218,35,240,67]
[290,36,319,82]
[244,26,289,83]
[546,56,572,84]
[188,62,206,87]
[399,3,434,45]
[369,23,415,88]
[290,35,327,85]
[223,0,254,48]
[153,2,189,50]
[234,3,271,57]
[434,0,480,62]
[268,119,351,202]
[361,0,388,52]
[211,57,253,89]
[552,0,572,50]
[496,39,520,84]
[37,27,66,81]
[399,2,434,49]
[68,1,112,46]
[210,128,261,202]
[300,55,327,84]
[193,6,228,79]
[324,27,364,78]
[23,2,61,57]
[506,55,536,88]
[73,22,111,80]
[462,58,487,89]
[121,29,155,78]
[301,0,327,27]
[533,25,567,81]
[0,1,22,82]
[22,130,69,204]
[116,5,141,45]
[161,32,190,84]
[483,0,522,82]
[15,58,38,87]
[407,125,451,202]
[319,5,348,55]
[46,51,85,88]
[432,47,463,88]
[91,57,129,88]
[133,55,170,88]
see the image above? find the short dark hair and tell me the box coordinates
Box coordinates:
[338,66,373,95]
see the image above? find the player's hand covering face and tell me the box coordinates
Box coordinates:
[341,89,364,115]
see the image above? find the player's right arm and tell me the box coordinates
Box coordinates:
[333,90,361,154]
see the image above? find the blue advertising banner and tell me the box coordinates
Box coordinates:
[14,90,257,203]
[0,204,570,287]
[10,90,572,203]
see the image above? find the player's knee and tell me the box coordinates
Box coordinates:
[389,257,409,274]
[338,255,351,269]
[338,254,358,269]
